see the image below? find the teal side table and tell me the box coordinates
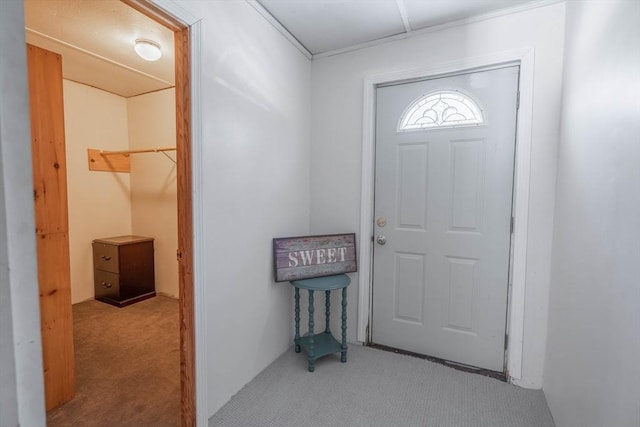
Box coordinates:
[290,274,350,372]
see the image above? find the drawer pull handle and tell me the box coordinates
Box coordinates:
[101,282,112,288]
[101,255,111,261]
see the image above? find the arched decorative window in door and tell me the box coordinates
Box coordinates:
[398,90,485,131]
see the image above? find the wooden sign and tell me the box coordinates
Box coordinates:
[273,233,357,282]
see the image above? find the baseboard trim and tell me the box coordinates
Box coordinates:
[157,291,179,299]
[71,296,96,305]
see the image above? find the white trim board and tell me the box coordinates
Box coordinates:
[357,47,534,382]
[147,1,206,425]
[245,0,313,60]
[395,0,412,33]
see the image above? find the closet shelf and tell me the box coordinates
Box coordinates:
[87,147,176,173]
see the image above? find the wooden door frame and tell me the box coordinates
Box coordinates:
[174,24,196,427]
[121,1,203,425]
[27,44,75,412]
[358,48,535,384]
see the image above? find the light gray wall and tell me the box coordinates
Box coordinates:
[0,94,19,426]
[0,1,46,426]
[310,2,566,388]
[177,1,312,417]
[543,1,640,426]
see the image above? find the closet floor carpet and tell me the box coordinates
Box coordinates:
[47,296,180,427]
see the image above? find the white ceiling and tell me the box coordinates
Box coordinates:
[24,0,174,98]
[22,0,546,97]
[257,0,540,55]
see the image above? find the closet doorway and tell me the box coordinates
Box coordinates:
[24,0,195,424]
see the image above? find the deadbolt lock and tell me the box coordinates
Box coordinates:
[376,217,387,227]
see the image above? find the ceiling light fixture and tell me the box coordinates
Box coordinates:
[134,39,162,61]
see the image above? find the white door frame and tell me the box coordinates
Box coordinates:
[357,47,535,382]
[146,1,207,425]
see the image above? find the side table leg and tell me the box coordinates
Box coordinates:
[308,290,315,372]
[294,287,300,353]
[341,287,348,363]
[325,290,331,333]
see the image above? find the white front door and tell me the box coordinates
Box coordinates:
[371,66,519,372]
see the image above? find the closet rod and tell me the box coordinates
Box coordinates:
[100,147,176,156]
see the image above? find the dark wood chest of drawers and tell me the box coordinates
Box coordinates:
[92,235,155,307]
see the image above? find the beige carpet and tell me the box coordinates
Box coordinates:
[47,296,180,427]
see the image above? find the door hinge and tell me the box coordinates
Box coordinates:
[516,91,520,110]
[510,216,515,234]
[176,249,183,262]
[504,334,509,350]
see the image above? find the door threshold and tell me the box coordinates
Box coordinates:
[367,343,507,382]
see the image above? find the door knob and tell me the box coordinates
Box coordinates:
[376,235,387,245]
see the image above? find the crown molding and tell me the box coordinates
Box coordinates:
[314,0,563,59]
